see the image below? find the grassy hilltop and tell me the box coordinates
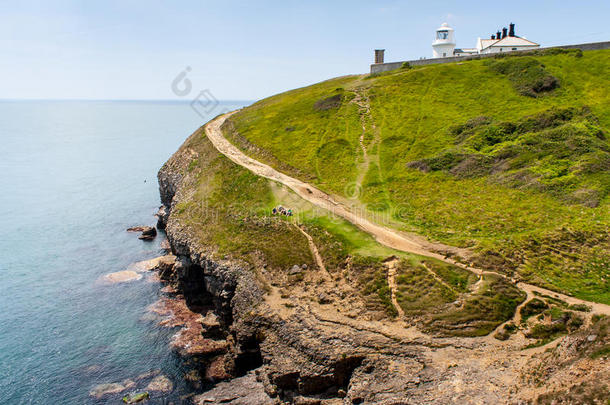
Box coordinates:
[223,49,610,304]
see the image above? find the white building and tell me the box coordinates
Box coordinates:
[434,22,540,58]
[432,23,456,58]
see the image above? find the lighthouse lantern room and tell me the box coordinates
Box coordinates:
[432,22,456,58]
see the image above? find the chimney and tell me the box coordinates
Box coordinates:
[509,23,515,37]
[502,27,508,39]
[491,34,495,39]
[374,49,385,64]
[496,31,502,40]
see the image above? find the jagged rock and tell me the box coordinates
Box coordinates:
[138,226,157,240]
[201,312,224,338]
[192,372,276,404]
[205,355,232,381]
[156,205,169,230]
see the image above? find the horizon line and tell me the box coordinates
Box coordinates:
[0,98,255,103]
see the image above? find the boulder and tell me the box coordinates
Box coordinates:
[138,226,157,240]
[289,265,302,275]
[156,205,169,230]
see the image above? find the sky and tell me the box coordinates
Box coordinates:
[1,0,609,101]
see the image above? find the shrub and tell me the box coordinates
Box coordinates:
[314,94,343,111]
[488,56,559,97]
[520,298,549,321]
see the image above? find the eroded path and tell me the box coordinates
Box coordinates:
[383,258,405,317]
[204,112,610,317]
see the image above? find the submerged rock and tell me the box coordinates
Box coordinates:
[89,380,135,398]
[102,270,142,284]
[146,374,173,392]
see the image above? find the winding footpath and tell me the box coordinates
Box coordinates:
[204,112,610,317]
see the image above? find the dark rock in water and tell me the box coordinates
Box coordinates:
[128,225,157,240]
[138,226,157,241]
[126,226,149,232]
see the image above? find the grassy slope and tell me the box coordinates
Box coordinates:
[226,50,610,304]
[170,131,522,335]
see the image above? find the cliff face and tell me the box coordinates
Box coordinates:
[155,130,430,404]
[157,126,610,405]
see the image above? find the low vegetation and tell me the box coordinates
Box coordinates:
[169,132,314,271]
[424,274,525,336]
[486,56,559,97]
[224,49,610,304]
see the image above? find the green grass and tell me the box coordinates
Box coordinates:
[225,49,610,304]
[168,131,314,272]
[168,121,526,336]
[424,274,525,337]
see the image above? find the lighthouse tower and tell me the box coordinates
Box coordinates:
[432,22,455,58]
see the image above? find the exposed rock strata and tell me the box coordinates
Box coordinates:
[156,129,609,404]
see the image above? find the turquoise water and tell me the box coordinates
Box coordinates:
[0,100,248,404]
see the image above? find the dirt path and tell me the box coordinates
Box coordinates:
[294,224,329,279]
[383,258,405,317]
[350,88,374,191]
[204,112,610,317]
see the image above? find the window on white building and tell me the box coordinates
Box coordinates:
[437,31,449,40]
[512,48,517,50]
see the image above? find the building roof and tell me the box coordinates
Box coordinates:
[481,36,539,50]
[454,48,478,53]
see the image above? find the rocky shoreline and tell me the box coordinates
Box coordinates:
[153,130,610,404]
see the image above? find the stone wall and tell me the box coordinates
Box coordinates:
[370,41,610,74]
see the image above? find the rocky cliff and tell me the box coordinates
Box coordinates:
[156,127,609,405]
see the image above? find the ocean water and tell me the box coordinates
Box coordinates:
[0,100,248,404]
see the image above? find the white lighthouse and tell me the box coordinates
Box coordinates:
[432,22,456,58]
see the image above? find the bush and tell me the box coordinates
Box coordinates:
[520,298,549,321]
[401,62,412,69]
[314,94,343,111]
[488,56,559,97]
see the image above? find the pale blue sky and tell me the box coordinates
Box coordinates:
[1,0,608,100]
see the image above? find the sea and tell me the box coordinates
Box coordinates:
[0,100,249,404]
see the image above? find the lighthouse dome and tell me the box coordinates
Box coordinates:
[432,22,456,58]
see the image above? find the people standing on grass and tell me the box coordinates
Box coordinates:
[272,205,293,217]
